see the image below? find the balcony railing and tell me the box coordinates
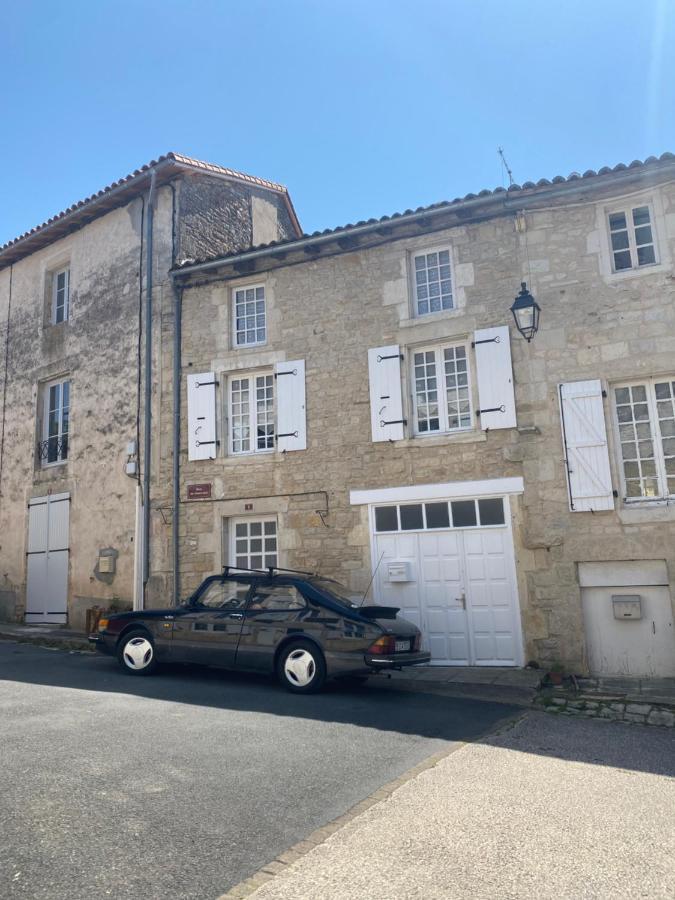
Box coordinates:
[37,436,68,465]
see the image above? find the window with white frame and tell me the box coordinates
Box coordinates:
[607,205,657,272]
[613,377,675,500]
[232,519,277,570]
[413,248,453,316]
[52,267,70,324]
[233,285,266,346]
[39,379,70,465]
[229,372,274,454]
[412,343,472,435]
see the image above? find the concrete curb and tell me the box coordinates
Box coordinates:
[0,630,93,653]
[216,710,527,900]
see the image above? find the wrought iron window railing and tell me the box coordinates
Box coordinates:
[37,436,68,464]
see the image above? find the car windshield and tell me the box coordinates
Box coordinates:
[311,578,362,609]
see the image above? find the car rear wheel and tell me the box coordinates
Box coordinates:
[277,639,326,693]
[117,629,157,676]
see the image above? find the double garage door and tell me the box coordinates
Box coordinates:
[373,499,522,666]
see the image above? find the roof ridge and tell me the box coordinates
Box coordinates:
[0,152,292,255]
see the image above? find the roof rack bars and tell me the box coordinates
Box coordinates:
[221,565,320,578]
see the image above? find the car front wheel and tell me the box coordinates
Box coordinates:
[117,629,157,676]
[277,639,326,693]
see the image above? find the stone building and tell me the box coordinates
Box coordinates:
[166,153,675,677]
[0,153,300,629]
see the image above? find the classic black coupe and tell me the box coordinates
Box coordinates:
[90,568,430,692]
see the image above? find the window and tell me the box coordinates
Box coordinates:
[39,379,69,465]
[233,285,266,346]
[196,579,250,609]
[413,248,453,316]
[230,372,274,454]
[373,498,504,532]
[52,267,70,324]
[412,344,472,435]
[249,584,306,611]
[608,205,657,272]
[613,378,675,500]
[232,519,277,570]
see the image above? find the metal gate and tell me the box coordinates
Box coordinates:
[25,493,70,624]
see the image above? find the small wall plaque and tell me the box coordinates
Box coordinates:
[244,503,253,511]
[187,483,212,500]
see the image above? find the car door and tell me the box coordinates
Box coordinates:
[235,580,309,673]
[170,578,252,667]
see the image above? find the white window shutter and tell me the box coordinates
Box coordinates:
[187,372,217,461]
[559,380,614,512]
[368,345,405,442]
[474,325,517,430]
[275,359,306,451]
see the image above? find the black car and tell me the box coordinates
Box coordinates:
[90,567,431,693]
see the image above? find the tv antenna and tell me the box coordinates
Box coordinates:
[498,147,514,187]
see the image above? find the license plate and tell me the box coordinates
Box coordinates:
[395,639,410,652]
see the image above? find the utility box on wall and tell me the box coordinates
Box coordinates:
[612,595,642,620]
[387,561,413,582]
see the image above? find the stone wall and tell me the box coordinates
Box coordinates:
[166,178,675,672]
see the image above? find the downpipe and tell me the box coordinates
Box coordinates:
[142,169,157,595]
[172,281,182,606]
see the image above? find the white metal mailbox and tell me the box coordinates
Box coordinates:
[387,561,412,583]
[612,595,642,620]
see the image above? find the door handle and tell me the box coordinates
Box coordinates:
[228,612,244,620]
[456,593,466,610]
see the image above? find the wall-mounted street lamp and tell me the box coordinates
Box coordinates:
[510,282,541,342]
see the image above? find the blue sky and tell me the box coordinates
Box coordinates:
[2,0,674,245]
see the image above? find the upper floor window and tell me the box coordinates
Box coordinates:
[39,379,70,466]
[230,372,274,454]
[412,343,472,435]
[233,285,266,346]
[608,205,657,272]
[52,267,70,324]
[413,248,453,316]
[613,377,675,500]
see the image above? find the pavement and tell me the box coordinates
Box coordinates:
[243,712,675,900]
[0,640,519,900]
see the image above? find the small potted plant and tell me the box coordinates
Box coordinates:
[548,662,565,686]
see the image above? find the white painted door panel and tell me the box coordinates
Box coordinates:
[25,494,69,624]
[373,521,520,666]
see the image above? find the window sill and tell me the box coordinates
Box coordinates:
[604,261,671,282]
[392,430,487,448]
[618,501,675,524]
[399,307,465,329]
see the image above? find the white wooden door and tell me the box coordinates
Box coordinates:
[25,493,70,624]
[374,523,520,666]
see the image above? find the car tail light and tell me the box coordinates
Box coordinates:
[413,633,421,652]
[367,635,396,655]
[97,618,109,633]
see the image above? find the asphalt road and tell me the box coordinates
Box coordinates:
[0,641,518,900]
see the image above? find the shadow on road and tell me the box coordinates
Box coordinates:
[2,642,674,777]
[0,640,518,744]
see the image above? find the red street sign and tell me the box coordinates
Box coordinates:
[187,483,212,500]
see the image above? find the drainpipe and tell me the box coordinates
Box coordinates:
[172,280,182,605]
[142,169,157,592]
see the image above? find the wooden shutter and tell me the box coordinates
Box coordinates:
[559,380,614,512]
[368,345,405,442]
[275,359,306,452]
[187,372,217,461]
[474,325,517,430]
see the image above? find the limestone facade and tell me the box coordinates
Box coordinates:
[165,161,675,672]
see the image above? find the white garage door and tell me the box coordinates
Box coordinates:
[372,496,522,666]
[25,493,70,625]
